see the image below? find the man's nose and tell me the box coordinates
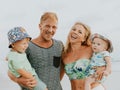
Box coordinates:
[48,27,53,32]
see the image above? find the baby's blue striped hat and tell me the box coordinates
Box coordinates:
[7,27,31,48]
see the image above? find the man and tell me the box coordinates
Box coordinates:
[8,12,64,90]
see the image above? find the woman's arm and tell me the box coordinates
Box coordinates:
[95,56,111,81]
[60,61,65,80]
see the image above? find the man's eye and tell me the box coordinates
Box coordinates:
[46,25,50,28]
[52,26,57,29]
[72,28,76,31]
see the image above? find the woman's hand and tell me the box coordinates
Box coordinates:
[103,69,111,76]
[95,66,105,81]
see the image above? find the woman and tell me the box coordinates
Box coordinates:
[61,22,105,90]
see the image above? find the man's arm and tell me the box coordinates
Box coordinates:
[17,69,33,79]
[8,71,37,88]
[8,71,18,83]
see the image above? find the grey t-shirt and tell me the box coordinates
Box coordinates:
[25,39,63,90]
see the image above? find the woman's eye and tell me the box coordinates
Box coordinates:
[52,26,57,29]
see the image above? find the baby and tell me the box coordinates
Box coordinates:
[85,33,113,90]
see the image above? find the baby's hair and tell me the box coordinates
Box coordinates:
[91,33,113,53]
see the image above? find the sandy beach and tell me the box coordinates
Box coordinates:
[1,59,120,90]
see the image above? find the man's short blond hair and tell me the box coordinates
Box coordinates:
[40,12,58,24]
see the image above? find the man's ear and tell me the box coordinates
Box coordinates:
[39,24,42,31]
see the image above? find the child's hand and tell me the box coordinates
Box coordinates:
[5,57,8,61]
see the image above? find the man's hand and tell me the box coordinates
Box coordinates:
[8,71,37,89]
[17,76,37,88]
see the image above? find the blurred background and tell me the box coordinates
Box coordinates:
[0,0,120,90]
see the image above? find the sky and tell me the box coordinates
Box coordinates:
[0,0,120,90]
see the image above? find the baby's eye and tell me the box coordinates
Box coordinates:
[92,42,95,44]
[97,43,100,46]
[79,31,82,34]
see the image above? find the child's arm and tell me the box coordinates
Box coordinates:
[104,56,111,76]
[17,69,33,79]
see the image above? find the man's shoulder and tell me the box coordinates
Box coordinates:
[53,39,63,46]
[53,39,62,43]
[53,39,64,50]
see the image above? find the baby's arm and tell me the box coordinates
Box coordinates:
[104,56,111,76]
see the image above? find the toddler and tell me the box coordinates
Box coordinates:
[7,27,47,90]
